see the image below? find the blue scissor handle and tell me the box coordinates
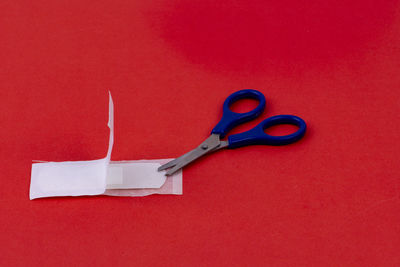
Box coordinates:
[211,89,266,138]
[227,115,306,149]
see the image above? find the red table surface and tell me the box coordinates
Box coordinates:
[1,1,400,266]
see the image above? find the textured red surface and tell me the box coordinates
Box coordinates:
[1,1,400,266]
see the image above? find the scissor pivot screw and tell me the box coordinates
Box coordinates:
[201,144,208,150]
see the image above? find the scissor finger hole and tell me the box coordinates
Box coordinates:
[264,124,300,136]
[228,98,260,114]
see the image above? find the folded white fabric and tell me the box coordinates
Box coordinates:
[30,93,182,200]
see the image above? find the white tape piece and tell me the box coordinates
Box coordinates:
[104,159,182,197]
[107,166,124,186]
[106,163,166,189]
[29,92,181,199]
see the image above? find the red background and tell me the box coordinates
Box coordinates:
[1,0,400,266]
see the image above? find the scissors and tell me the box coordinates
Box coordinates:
[158,89,306,176]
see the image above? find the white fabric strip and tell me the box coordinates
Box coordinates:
[29,92,181,200]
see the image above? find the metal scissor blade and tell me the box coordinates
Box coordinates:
[157,149,197,171]
[164,146,212,176]
[158,134,227,176]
